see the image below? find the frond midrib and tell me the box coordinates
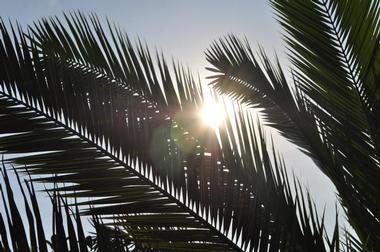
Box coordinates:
[0,89,244,252]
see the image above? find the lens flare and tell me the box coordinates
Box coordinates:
[200,102,225,129]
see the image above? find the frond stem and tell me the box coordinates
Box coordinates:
[0,89,244,252]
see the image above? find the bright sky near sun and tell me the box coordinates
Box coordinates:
[0,0,343,235]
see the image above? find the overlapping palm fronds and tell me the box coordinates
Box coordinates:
[0,13,343,251]
[206,0,380,249]
[0,161,134,252]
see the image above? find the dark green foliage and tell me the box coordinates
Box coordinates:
[0,9,359,251]
[206,0,380,250]
[0,162,134,252]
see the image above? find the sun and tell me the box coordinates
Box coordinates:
[200,101,225,129]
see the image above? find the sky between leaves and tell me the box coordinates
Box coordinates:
[0,0,344,236]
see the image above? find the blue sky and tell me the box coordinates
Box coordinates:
[1,0,343,237]
[1,0,284,74]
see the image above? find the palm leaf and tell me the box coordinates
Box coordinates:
[206,0,380,248]
[0,161,134,251]
[0,14,337,251]
[271,0,380,247]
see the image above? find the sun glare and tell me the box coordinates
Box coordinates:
[200,102,225,129]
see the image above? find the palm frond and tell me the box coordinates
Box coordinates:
[206,1,380,248]
[271,0,380,247]
[0,14,339,251]
[206,36,313,155]
[0,162,134,251]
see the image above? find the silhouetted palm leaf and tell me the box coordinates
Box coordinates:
[0,162,134,251]
[206,0,380,249]
[0,13,342,251]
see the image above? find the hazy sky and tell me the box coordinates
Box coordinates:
[1,0,285,73]
[1,0,343,236]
